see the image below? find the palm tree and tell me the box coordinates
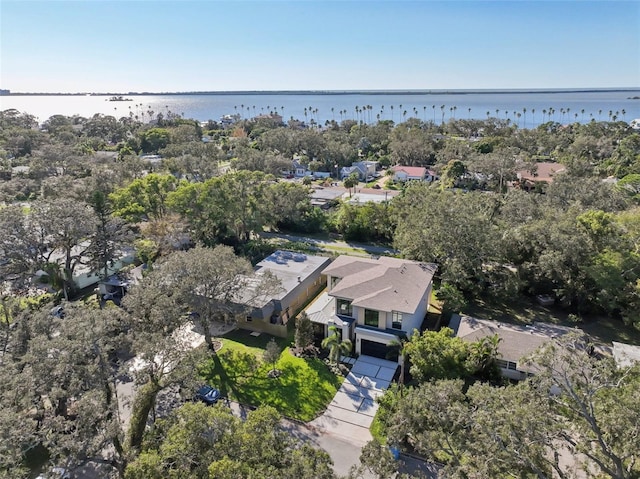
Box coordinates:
[321,325,352,364]
[469,334,502,378]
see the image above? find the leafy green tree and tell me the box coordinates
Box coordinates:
[110,173,180,222]
[294,312,315,350]
[404,328,471,382]
[139,127,171,153]
[0,303,129,478]
[168,171,269,245]
[147,245,281,351]
[435,283,467,317]
[125,404,336,479]
[394,185,498,294]
[263,338,281,376]
[86,189,131,280]
[321,325,352,364]
[440,159,467,188]
[528,334,640,478]
[30,198,97,299]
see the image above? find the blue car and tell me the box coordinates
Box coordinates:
[195,385,221,405]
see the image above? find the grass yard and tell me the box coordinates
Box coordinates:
[199,329,342,422]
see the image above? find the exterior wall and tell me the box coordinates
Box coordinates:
[328,280,432,337]
[393,172,409,182]
[279,272,326,321]
[237,316,288,338]
[500,367,527,381]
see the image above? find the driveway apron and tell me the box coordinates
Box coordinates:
[310,355,398,445]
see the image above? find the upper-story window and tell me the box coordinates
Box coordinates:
[392,311,403,330]
[364,309,379,327]
[331,276,341,289]
[336,298,353,317]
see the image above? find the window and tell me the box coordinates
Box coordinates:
[331,276,341,288]
[364,309,379,327]
[336,298,353,317]
[497,359,518,370]
[392,311,403,330]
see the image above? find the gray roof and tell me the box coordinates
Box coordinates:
[323,256,436,314]
[452,315,573,367]
[306,291,350,327]
[254,250,331,302]
[612,341,640,368]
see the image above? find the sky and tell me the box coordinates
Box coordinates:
[1,0,639,92]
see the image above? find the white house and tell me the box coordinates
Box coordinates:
[391,165,427,182]
[306,255,437,361]
[450,315,573,381]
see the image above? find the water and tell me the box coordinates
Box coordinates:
[1,90,639,129]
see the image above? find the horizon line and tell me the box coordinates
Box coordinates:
[3,87,640,96]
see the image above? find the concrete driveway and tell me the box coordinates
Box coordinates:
[310,355,398,445]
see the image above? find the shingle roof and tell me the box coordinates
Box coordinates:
[452,315,573,367]
[323,256,436,314]
[517,162,566,183]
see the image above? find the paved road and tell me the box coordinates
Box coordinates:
[259,232,399,256]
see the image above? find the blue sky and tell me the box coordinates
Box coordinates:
[1,1,638,92]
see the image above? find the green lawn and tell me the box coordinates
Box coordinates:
[199,329,342,422]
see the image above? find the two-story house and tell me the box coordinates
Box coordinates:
[306,255,437,361]
[340,160,378,181]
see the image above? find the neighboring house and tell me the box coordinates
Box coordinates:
[516,162,566,190]
[39,243,136,291]
[309,186,344,209]
[306,255,437,361]
[451,315,572,381]
[11,165,30,177]
[426,169,440,182]
[140,154,163,165]
[292,159,311,178]
[340,160,378,181]
[236,250,331,337]
[612,341,640,368]
[390,166,439,183]
[391,165,426,182]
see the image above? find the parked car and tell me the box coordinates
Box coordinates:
[195,385,220,405]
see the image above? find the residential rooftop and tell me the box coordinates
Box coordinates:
[254,250,331,301]
[323,255,436,314]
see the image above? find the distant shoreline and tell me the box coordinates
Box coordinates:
[3,88,640,97]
